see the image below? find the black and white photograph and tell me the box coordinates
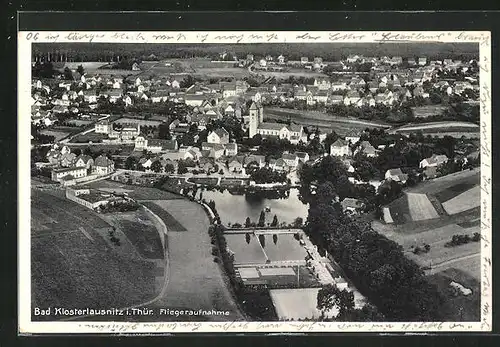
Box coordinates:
[18,30,492,333]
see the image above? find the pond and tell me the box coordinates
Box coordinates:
[199,188,309,226]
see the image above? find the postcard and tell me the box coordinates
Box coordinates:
[19,29,492,334]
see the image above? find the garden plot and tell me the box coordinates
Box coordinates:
[406,193,439,221]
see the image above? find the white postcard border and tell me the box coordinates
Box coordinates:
[18,30,492,334]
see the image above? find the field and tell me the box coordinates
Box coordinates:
[62,62,109,70]
[31,189,162,319]
[39,129,72,142]
[88,180,183,200]
[264,107,390,135]
[441,186,481,215]
[406,193,439,221]
[391,121,480,138]
[225,233,268,264]
[411,105,448,118]
[384,169,480,225]
[188,177,219,186]
[427,268,480,321]
[252,68,329,79]
[71,130,109,143]
[113,117,164,127]
[142,201,187,232]
[100,208,164,259]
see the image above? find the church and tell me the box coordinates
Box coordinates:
[248,102,306,145]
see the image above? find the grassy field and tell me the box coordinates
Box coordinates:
[71,130,109,143]
[31,189,161,319]
[406,193,439,221]
[411,105,448,118]
[391,121,480,137]
[100,208,164,259]
[264,107,390,135]
[188,177,219,186]
[442,186,481,215]
[113,117,164,127]
[427,268,480,321]
[385,169,480,225]
[39,129,72,142]
[89,180,183,200]
[142,201,187,232]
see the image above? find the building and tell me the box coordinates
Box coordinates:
[314,78,331,91]
[356,141,377,157]
[75,155,94,173]
[228,155,245,173]
[95,120,110,134]
[295,152,310,163]
[419,154,448,169]
[51,166,87,182]
[248,102,304,144]
[93,155,115,175]
[135,136,178,153]
[345,130,362,144]
[207,128,230,144]
[65,187,110,210]
[281,153,299,168]
[330,139,351,157]
[385,168,408,183]
[341,198,365,214]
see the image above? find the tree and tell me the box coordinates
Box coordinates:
[245,217,252,228]
[151,160,163,173]
[125,156,138,170]
[271,214,279,227]
[164,163,175,174]
[77,64,85,76]
[158,123,172,140]
[258,234,266,248]
[317,284,355,319]
[258,211,266,227]
[324,131,339,152]
[293,217,304,228]
[63,67,73,80]
[245,232,251,244]
[273,234,278,245]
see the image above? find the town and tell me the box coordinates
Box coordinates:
[30,43,482,323]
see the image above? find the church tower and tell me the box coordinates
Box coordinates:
[249,102,259,138]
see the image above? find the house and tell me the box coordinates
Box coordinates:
[82,90,97,104]
[51,166,87,182]
[132,62,141,71]
[277,54,285,64]
[314,78,331,91]
[345,130,362,144]
[244,154,266,168]
[419,154,448,169]
[343,91,361,106]
[228,155,245,173]
[93,155,115,175]
[341,198,365,214]
[144,139,178,153]
[328,95,344,105]
[224,143,238,157]
[418,57,427,66]
[295,152,310,163]
[207,128,230,144]
[51,105,69,114]
[389,56,403,66]
[300,57,309,64]
[59,152,77,167]
[95,120,110,134]
[385,168,408,183]
[313,90,329,104]
[331,81,348,91]
[281,153,299,168]
[269,158,288,172]
[330,139,352,157]
[356,141,377,157]
[201,142,225,159]
[75,155,94,172]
